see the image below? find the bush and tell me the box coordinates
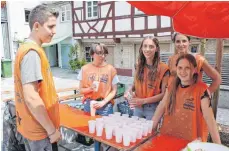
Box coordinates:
[69,44,87,71]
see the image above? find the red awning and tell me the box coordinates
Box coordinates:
[128,1,229,38]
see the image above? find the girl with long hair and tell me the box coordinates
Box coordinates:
[124,36,169,120]
[152,54,221,143]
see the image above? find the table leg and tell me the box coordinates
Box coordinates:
[94,141,101,151]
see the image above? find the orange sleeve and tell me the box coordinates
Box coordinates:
[195,54,206,72]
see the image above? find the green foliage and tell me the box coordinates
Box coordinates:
[68,44,87,71]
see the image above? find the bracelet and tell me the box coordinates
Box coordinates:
[48,129,56,137]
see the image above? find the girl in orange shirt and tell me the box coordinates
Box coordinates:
[168,33,221,93]
[152,54,221,143]
[124,36,169,120]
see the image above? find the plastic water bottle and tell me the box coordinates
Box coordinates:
[127,92,135,110]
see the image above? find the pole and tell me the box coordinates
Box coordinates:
[212,39,223,119]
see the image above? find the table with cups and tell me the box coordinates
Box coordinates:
[59,104,157,151]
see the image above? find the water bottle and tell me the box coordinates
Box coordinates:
[127,92,135,110]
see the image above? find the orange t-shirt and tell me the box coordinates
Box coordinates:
[134,62,169,98]
[160,81,209,142]
[81,63,117,104]
[14,42,59,140]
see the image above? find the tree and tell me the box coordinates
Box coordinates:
[68,43,87,71]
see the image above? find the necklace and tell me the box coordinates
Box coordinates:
[145,64,154,69]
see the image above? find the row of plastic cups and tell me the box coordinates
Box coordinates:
[88,117,154,141]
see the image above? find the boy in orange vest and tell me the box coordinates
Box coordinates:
[14,4,61,151]
[152,54,221,143]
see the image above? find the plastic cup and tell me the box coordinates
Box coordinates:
[139,118,147,123]
[146,120,154,134]
[115,127,123,143]
[93,81,100,92]
[105,124,113,140]
[114,112,121,116]
[96,122,104,136]
[88,120,96,134]
[135,126,143,139]
[108,114,115,117]
[122,114,129,118]
[122,131,131,146]
[95,118,103,123]
[129,129,137,143]
[90,101,96,116]
[142,123,149,136]
[131,116,139,120]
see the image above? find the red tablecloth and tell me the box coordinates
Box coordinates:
[135,134,190,151]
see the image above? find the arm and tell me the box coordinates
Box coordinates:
[23,82,60,142]
[79,81,94,94]
[152,88,169,129]
[103,84,117,104]
[201,97,221,144]
[78,69,94,95]
[202,61,221,93]
[93,84,117,109]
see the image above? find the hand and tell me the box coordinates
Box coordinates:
[49,129,61,143]
[124,90,135,100]
[90,84,96,91]
[93,101,106,109]
[124,90,130,100]
[129,97,144,107]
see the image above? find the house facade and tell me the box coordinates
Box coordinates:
[1,1,75,69]
[71,1,174,76]
[71,1,229,76]
[1,1,11,60]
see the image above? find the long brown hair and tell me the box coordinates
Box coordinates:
[167,54,198,115]
[135,36,160,82]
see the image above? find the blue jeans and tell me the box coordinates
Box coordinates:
[83,99,113,116]
[133,102,159,120]
[24,137,52,151]
[83,99,113,151]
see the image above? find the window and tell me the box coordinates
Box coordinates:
[191,45,199,53]
[85,47,92,62]
[61,5,71,22]
[87,1,98,18]
[24,10,31,23]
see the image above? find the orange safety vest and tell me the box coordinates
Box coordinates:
[14,42,59,140]
[160,81,209,142]
[134,62,169,98]
[81,63,117,104]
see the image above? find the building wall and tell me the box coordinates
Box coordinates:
[7,1,41,60]
[7,1,74,69]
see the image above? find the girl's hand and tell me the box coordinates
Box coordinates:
[93,101,106,109]
[129,97,144,107]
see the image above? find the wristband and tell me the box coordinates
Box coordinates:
[48,129,56,137]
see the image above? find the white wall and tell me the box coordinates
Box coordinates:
[101,4,111,18]
[53,3,72,39]
[7,1,41,60]
[7,1,73,65]
[115,2,131,16]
